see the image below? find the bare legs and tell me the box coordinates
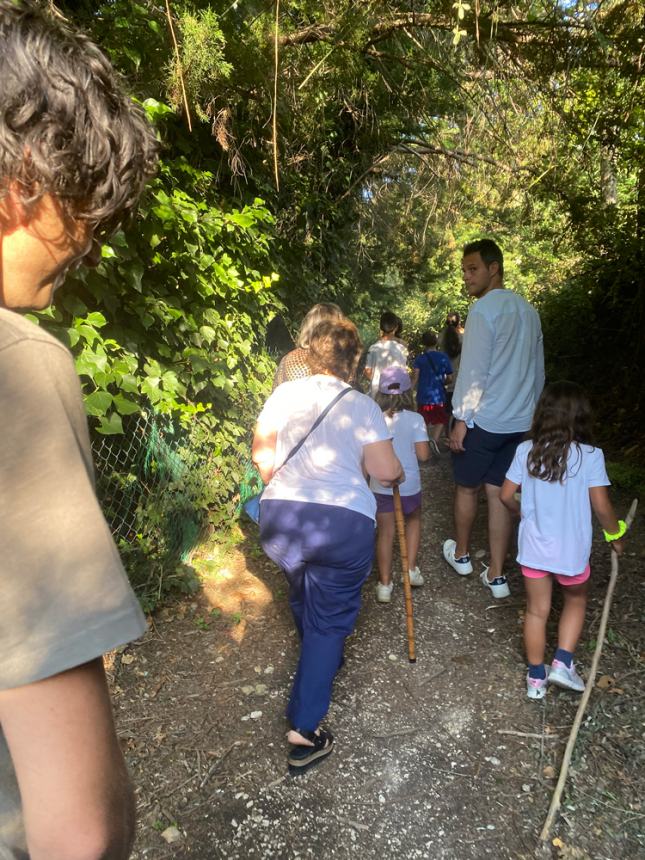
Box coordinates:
[376,512,396,585]
[454,484,478,558]
[377,508,422,584]
[557,581,589,652]
[524,577,552,665]
[484,483,513,581]
[454,482,512,581]
[405,508,421,571]
[524,576,589,665]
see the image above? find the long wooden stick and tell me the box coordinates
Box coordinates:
[393,485,416,663]
[540,498,638,842]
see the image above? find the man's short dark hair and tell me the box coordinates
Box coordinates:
[463,239,504,279]
[0,0,158,237]
[379,311,399,334]
[421,330,438,348]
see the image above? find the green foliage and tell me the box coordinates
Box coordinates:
[44,0,643,607]
[605,462,645,502]
[167,9,232,122]
[33,99,281,437]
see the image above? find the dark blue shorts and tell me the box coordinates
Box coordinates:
[451,423,525,488]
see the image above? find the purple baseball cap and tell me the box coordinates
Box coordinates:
[379,365,412,393]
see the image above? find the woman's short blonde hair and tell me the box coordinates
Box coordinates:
[297,302,344,348]
[308,319,362,382]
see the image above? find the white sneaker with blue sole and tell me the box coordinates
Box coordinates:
[480,565,511,598]
[442,539,473,575]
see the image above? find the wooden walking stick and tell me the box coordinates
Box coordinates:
[393,485,416,663]
[540,498,638,843]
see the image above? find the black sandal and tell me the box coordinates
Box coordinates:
[288,728,334,776]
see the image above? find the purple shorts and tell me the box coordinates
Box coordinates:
[374,491,422,516]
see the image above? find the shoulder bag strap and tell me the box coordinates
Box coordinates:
[283,385,353,466]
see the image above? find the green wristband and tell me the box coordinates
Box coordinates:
[603,520,626,542]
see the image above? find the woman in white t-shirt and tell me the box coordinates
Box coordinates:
[252,319,402,775]
[501,382,625,701]
[370,365,430,603]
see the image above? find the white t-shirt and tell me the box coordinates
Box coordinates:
[258,375,392,521]
[506,440,610,576]
[370,410,428,497]
[365,338,409,397]
[452,289,544,433]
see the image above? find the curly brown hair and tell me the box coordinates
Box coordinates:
[0,0,158,238]
[528,381,595,483]
[308,319,362,382]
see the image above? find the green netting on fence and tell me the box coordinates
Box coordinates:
[92,411,209,562]
[236,458,264,510]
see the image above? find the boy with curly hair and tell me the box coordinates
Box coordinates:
[0,2,157,857]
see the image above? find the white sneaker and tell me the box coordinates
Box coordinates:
[480,565,511,598]
[526,671,548,700]
[549,659,585,692]
[376,582,394,603]
[429,438,441,456]
[408,567,424,587]
[442,539,473,575]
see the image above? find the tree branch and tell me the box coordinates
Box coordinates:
[279,12,588,49]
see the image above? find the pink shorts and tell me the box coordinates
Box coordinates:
[521,564,590,587]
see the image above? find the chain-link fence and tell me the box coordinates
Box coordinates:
[92,411,208,562]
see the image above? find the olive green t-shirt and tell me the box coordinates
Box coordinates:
[0,310,146,859]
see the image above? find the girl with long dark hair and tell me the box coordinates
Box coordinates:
[500,382,626,700]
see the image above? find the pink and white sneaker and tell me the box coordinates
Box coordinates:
[549,659,585,692]
[526,672,548,700]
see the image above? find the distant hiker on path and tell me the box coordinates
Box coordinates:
[442,239,544,599]
[273,302,344,388]
[371,366,430,603]
[364,310,409,398]
[252,319,402,775]
[437,312,464,417]
[0,2,157,858]
[500,382,625,699]
[412,330,453,455]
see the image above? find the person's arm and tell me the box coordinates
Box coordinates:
[451,311,494,427]
[500,478,521,516]
[252,422,277,484]
[415,441,431,462]
[0,659,134,860]
[412,367,420,389]
[589,485,625,555]
[363,439,403,487]
[535,326,545,401]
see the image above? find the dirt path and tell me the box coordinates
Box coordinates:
[109,452,645,859]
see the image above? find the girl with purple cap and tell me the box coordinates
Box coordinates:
[371,366,431,602]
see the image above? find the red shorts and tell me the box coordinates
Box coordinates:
[418,404,448,426]
[521,564,591,587]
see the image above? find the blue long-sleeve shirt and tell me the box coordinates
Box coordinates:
[451,289,544,434]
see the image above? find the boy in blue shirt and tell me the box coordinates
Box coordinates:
[412,331,453,454]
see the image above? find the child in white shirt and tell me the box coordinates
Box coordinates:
[364,311,409,398]
[370,366,430,602]
[501,382,625,700]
